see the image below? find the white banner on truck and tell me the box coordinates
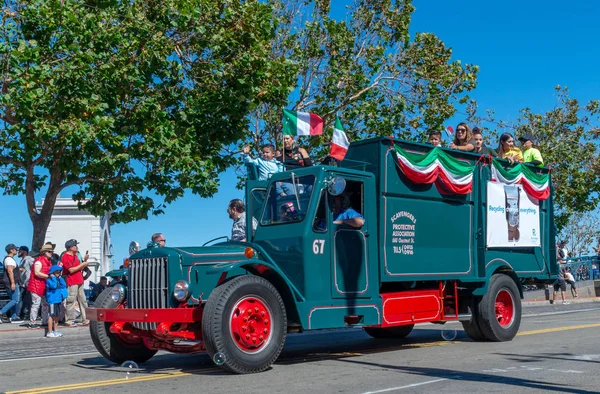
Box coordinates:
[486,181,540,248]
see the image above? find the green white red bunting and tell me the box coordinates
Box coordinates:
[330,117,350,160]
[282,109,323,136]
[490,160,550,200]
[393,145,550,200]
[393,145,474,194]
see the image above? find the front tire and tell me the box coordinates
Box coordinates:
[477,273,522,342]
[89,287,157,364]
[202,276,287,374]
[363,324,414,339]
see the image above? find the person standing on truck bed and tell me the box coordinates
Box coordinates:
[472,127,497,157]
[332,193,365,229]
[496,133,523,164]
[449,122,476,152]
[228,199,258,242]
[278,135,312,168]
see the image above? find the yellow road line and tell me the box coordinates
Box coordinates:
[5,369,213,394]
[517,323,600,336]
[9,323,600,393]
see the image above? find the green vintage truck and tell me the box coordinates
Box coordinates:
[87,137,557,374]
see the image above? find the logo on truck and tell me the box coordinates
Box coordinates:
[390,210,416,255]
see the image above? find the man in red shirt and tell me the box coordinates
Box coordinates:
[61,239,90,326]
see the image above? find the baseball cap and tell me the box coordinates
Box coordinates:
[65,239,79,248]
[49,265,63,274]
[5,243,17,253]
[19,246,29,252]
[518,133,535,144]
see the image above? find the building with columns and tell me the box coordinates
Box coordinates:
[38,198,112,286]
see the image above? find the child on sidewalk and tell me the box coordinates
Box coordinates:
[243,144,283,181]
[45,265,68,337]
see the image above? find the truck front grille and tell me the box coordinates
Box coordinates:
[128,257,169,330]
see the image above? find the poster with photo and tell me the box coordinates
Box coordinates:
[486,181,541,248]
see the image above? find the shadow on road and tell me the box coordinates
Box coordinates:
[72,328,468,374]
[495,352,600,365]
[338,358,597,394]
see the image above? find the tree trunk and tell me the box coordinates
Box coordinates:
[31,213,53,254]
[26,163,63,253]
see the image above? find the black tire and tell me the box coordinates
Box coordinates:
[202,275,287,374]
[363,324,414,339]
[477,273,522,342]
[89,287,158,364]
[461,296,487,341]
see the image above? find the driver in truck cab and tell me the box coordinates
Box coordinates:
[332,193,364,228]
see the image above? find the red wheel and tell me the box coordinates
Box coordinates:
[477,273,522,342]
[495,289,515,328]
[230,296,273,353]
[202,276,287,373]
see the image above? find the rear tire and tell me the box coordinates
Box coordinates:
[477,274,522,342]
[363,324,414,339]
[89,287,157,364]
[202,276,287,374]
[461,296,487,341]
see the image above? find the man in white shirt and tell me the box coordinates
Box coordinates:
[1,244,24,323]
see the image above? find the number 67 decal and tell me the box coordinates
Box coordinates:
[312,239,325,254]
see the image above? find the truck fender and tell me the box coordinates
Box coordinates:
[474,259,523,299]
[206,260,304,327]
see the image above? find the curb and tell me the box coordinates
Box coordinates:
[522,297,600,307]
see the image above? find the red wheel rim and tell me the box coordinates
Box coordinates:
[495,289,515,327]
[230,296,273,354]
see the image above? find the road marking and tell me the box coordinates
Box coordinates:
[362,378,452,393]
[517,323,600,336]
[0,352,99,363]
[6,368,218,394]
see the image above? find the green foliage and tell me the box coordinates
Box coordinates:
[0,0,290,248]
[241,0,478,160]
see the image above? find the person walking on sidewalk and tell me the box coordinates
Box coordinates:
[45,265,68,338]
[18,246,34,320]
[565,269,579,298]
[553,267,569,305]
[0,244,24,323]
[27,243,54,329]
[61,239,90,326]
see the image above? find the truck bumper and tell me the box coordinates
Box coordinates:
[86,307,202,323]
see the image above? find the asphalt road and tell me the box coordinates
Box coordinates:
[2,303,600,394]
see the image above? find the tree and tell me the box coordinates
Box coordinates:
[0,0,291,250]
[237,0,479,161]
[559,211,600,257]
[468,87,600,230]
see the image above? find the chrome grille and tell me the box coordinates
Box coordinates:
[128,256,169,330]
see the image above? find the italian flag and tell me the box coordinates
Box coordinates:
[394,145,474,194]
[282,109,323,136]
[330,117,350,161]
[491,161,550,200]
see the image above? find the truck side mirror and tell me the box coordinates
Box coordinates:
[327,177,346,196]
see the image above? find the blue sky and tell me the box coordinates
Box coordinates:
[2,0,599,268]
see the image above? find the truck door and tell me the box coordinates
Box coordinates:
[324,179,370,299]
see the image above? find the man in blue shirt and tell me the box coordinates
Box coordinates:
[332,194,364,228]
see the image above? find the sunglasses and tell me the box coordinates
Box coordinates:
[457,128,466,132]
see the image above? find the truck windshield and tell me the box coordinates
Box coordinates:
[261,175,316,225]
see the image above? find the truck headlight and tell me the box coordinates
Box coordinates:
[110,284,126,304]
[173,280,189,301]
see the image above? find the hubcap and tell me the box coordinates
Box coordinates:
[495,289,515,328]
[230,296,273,353]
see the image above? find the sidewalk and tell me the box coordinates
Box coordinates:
[0,320,90,337]
[522,279,599,306]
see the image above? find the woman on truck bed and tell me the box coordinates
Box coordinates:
[449,122,476,152]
